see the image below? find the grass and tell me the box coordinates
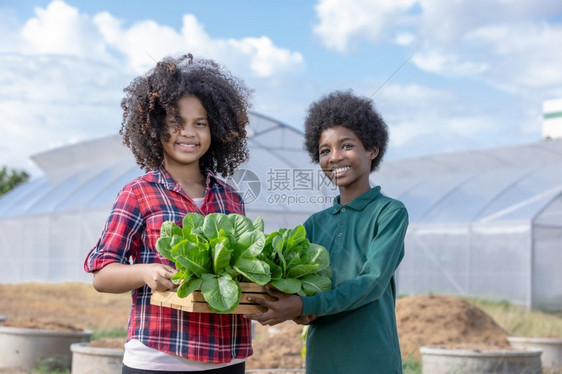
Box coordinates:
[32,357,70,374]
[90,326,128,341]
[402,355,422,374]
[465,297,562,338]
[398,297,562,374]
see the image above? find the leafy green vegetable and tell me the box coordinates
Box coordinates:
[156,212,332,313]
[259,226,332,296]
[156,213,269,313]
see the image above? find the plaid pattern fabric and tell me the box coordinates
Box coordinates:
[84,166,252,363]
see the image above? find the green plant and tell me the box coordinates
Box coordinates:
[0,165,29,196]
[259,225,331,296]
[465,297,562,338]
[402,353,422,374]
[91,327,128,340]
[32,356,69,374]
[157,213,269,313]
[156,213,332,313]
[301,325,308,359]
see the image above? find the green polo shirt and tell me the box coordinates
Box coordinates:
[301,186,408,374]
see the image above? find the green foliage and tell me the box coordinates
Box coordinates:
[32,356,69,374]
[0,165,30,196]
[301,325,308,359]
[156,213,332,313]
[259,226,331,296]
[402,356,422,374]
[465,297,562,338]
[91,327,128,340]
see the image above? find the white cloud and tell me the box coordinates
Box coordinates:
[412,50,488,77]
[0,1,307,177]
[21,0,112,61]
[180,14,213,52]
[0,54,128,176]
[313,0,418,52]
[395,32,416,46]
[228,37,305,78]
[93,11,305,78]
[0,8,23,51]
[413,1,562,94]
[95,13,186,74]
[357,82,542,156]
[465,23,562,90]
[313,0,562,95]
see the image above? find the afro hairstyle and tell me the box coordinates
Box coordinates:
[119,53,252,177]
[304,90,389,172]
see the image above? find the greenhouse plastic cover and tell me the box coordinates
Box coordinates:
[1,113,561,310]
[374,139,562,310]
[0,112,333,283]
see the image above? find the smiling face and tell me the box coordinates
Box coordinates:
[318,125,378,201]
[161,96,211,173]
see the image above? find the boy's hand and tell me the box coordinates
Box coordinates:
[293,314,317,325]
[244,286,303,326]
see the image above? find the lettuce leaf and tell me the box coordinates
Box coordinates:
[155,214,332,313]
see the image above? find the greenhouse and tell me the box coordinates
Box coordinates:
[0,112,333,284]
[1,112,561,311]
[375,139,562,311]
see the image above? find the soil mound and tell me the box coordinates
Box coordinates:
[2,316,85,332]
[247,322,305,370]
[1,283,516,370]
[396,294,510,359]
[88,337,126,349]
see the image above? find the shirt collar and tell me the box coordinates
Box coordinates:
[329,185,382,214]
[142,165,218,191]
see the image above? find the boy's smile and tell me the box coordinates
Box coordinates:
[318,125,378,203]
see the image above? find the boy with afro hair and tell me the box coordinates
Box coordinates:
[247,90,409,374]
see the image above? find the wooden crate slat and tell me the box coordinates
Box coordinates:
[150,284,268,314]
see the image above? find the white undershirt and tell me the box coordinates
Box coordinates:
[123,339,245,371]
[192,197,204,207]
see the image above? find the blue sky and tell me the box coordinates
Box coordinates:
[1,0,562,178]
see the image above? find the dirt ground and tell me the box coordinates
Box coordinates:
[0,282,512,371]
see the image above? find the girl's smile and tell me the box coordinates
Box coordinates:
[161,96,211,171]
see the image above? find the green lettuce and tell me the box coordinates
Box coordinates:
[260,225,332,296]
[156,212,331,313]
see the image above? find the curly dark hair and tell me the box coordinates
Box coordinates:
[120,53,252,176]
[304,90,389,172]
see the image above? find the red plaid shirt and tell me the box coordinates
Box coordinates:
[84,166,252,363]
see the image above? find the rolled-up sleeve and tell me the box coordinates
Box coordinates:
[84,185,143,272]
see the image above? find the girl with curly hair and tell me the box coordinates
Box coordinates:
[84,53,253,374]
[247,90,409,374]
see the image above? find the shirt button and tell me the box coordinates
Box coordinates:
[340,220,345,225]
[341,208,347,212]
[337,232,342,237]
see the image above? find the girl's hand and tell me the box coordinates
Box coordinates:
[244,286,303,326]
[142,263,178,292]
[93,262,177,294]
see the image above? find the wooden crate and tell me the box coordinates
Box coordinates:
[150,282,271,314]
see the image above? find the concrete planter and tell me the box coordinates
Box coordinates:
[420,345,543,374]
[0,326,92,371]
[71,342,124,374]
[508,336,562,371]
